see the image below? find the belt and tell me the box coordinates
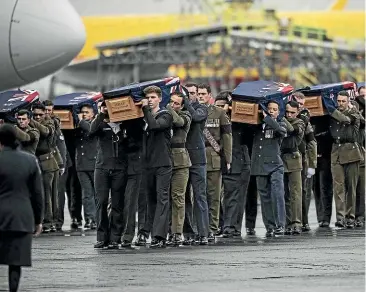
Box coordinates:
[281,148,298,154]
[333,139,354,144]
[38,152,53,161]
[171,143,186,148]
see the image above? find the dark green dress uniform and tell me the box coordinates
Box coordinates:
[204,105,232,235]
[281,117,305,232]
[13,125,40,155]
[354,96,365,226]
[297,109,317,229]
[329,107,363,227]
[222,122,251,236]
[166,105,192,236]
[29,117,59,231]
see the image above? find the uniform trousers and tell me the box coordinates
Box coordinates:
[66,165,82,222]
[243,176,258,230]
[356,166,365,222]
[183,164,210,238]
[142,166,172,239]
[284,171,302,228]
[256,167,285,230]
[58,167,71,228]
[301,156,311,226]
[94,168,127,243]
[207,170,222,233]
[331,161,360,222]
[77,171,96,222]
[222,170,250,233]
[43,170,59,229]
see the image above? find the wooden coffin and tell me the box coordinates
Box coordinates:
[53,109,74,129]
[105,96,143,122]
[304,96,326,117]
[231,100,261,124]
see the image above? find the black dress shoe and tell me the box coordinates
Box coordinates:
[208,232,215,243]
[172,234,183,246]
[319,221,330,228]
[70,218,78,229]
[274,227,285,235]
[150,238,166,248]
[284,228,293,235]
[215,227,223,236]
[246,228,256,236]
[42,226,50,233]
[56,227,63,232]
[84,219,91,229]
[182,237,195,246]
[301,224,311,232]
[90,221,97,230]
[135,233,147,246]
[77,220,83,227]
[121,240,132,248]
[346,221,355,229]
[94,241,108,249]
[222,230,234,238]
[108,241,120,249]
[50,225,56,232]
[292,227,301,235]
[335,220,345,228]
[233,230,242,237]
[199,236,208,245]
[166,234,174,246]
[265,229,274,237]
[355,219,364,228]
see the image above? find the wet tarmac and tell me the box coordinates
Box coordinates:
[0,201,365,292]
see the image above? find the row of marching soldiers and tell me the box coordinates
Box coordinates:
[10,82,365,248]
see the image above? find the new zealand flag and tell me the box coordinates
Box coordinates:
[103,77,181,107]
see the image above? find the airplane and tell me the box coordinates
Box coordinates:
[0,0,86,92]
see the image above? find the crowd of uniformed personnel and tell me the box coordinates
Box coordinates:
[6,82,365,249]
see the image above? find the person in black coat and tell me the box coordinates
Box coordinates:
[0,124,44,292]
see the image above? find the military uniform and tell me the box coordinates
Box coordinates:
[354,96,365,226]
[297,109,317,229]
[75,119,97,226]
[29,117,59,231]
[121,118,144,245]
[329,108,362,227]
[281,117,305,232]
[13,125,40,155]
[183,101,210,242]
[166,105,192,239]
[251,115,287,234]
[222,122,250,236]
[204,104,232,235]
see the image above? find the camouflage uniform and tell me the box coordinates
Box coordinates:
[204,105,232,234]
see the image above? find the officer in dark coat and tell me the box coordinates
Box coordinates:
[182,82,210,245]
[214,93,251,238]
[0,124,44,292]
[75,104,98,229]
[251,100,287,237]
[90,101,128,249]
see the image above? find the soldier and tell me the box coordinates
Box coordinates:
[90,101,128,249]
[30,103,58,233]
[281,101,305,235]
[323,91,363,228]
[251,100,287,237]
[75,104,98,230]
[182,82,210,246]
[355,87,365,227]
[165,92,192,245]
[121,118,145,247]
[293,92,317,231]
[214,92,250,238]
[198,84,232,241]
[138,86,173,248]
[13,109,40,155]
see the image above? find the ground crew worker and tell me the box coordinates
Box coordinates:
[182,82,210,246]
[166,92,192,246]
[281,101,305,235]
[138,86,173,248]
[30,103,58,233]
[198,83,232,241]
[214,92,250,238]
[293,92,317,232]
[323,91,362,228]
[354,88,365,227]
[251,100,287,237]
[14,109,40,155]
[43,100,66,231]
[90,101,128,249]
[121,118,145,247]
[75,104,98,230]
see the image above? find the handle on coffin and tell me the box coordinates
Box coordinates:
[135,102,143,106]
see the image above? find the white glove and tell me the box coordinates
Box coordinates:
[307,168,316,178]
[59,168,65,176]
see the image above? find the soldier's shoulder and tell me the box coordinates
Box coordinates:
[180,110,192,118]
[293,117,306,126]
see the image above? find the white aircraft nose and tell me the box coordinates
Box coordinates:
[10,0,86,82]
